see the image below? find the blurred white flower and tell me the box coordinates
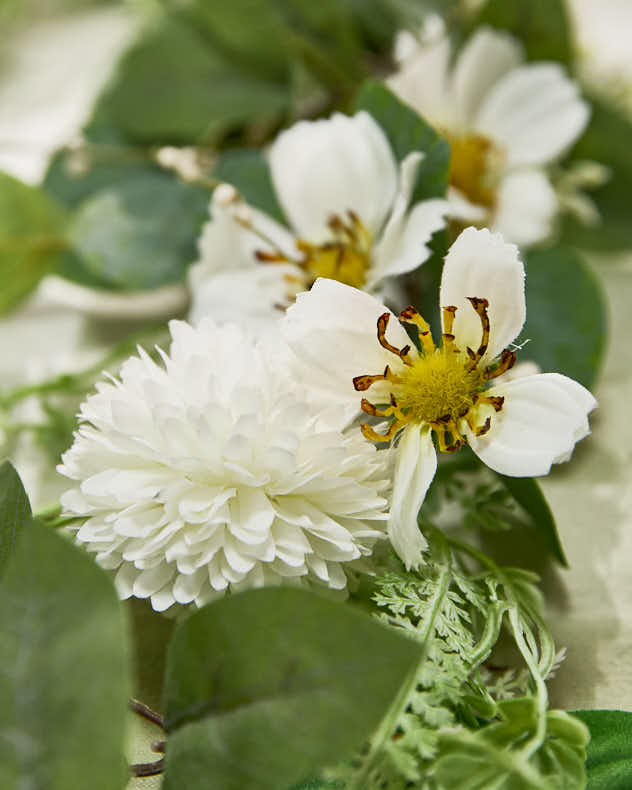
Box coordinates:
[188,112,447,326]
[58,320,391,611]
[283,228,597,569]
[388,26,591,245]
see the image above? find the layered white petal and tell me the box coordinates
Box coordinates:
[439,227,525,362]
[452,27,523,130]
[269,112,398,241]
[283,278,415,409]
[369,151,447,286]
[389,424,434,569]
[492,170,558,246]
[59,319,392,609]
[475,63,590,167]
[387,35,454,128]
[467,373,597,477]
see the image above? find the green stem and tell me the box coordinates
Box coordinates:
[33,503,62,521]
[347,547,452,790]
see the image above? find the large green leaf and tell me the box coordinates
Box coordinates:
[561,95,632,251]
[471,0,573,65]
[0,519,130,789]
[91,15,290,145]
[573,710,632,790]
[0,462,31,577]
[0,172,70,314]
[69,170,210,289]
[162,586,422,790]
[213,149,286,223]
[354,81,450,202]
[495,475,567,567]
[520,245,606,390]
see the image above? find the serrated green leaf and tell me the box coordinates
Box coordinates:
[561,96,632,251]
[213,149,286,223]
[354,81,450,201]
[0,171,70,314]
[521,245,606,390]
[495,476,567,567]
[69,170,210,289]
[573,709,632,790]
[162,586,422,790]
[0,462,31,577]
[0,520,130,789]
[472,0,573,64]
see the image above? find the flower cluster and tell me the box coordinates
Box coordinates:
[58,19,598,611]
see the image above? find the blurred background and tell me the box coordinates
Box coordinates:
[1,1,632,771]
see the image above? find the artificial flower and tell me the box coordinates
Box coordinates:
[388,25,590,245]
[58,320,391,611]
[188,111,447,325]
[282,227,597,569]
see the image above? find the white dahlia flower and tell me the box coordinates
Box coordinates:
[282,227,597,570]
[58,320,391,611]
[188,111,447,327]
[388,26,590,245]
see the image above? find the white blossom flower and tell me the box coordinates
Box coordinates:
[387,26,590,245]
[282,227,597,569]
[188,111,447,326]
[58,320,391,611]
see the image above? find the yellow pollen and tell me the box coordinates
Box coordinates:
[297,211,372,289]
[396,349,483,424]
[446,133,499,209]
[353,302,517,452]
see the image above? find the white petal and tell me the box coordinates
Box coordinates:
[475,63,590,167]
[282,278,415,411]
[189,187,296,287]
[445,186,488,223]
[188,266,297,330]
[388,424,434,570]
[387,35,454,128]
[467,373,596,477]
[452,27,523,129]
[269,112,398,240]
[440,227,525,362]
[369,148,447,285]
[492,169,558,246]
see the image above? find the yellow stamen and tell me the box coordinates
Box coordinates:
[446,133,503,210]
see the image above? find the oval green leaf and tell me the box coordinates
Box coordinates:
[162,586,422,790]
[0,461,31,577]
[573,710,632,790]
[0,520,130,789]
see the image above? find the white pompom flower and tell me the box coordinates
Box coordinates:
[282,227,597,570]
[188,111,447,326]
[388,26,590,246]
[58,320,392,612]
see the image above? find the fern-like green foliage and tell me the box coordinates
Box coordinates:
[325,528,589,790]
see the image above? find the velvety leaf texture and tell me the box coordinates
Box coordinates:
[0,520,130,790]
[163,586,422,790]
[573,710,632,790]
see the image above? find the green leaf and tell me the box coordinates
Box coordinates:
[354,81,450,201]
[213,149,286,223]
[162,586,422,790]
[472,0,573,64]
[91,15,290,145]
[573,710,632,790]
[0,171,70,314]
[0,519,130,789]
[69,170,210,289]
[561,96,632,251]
[495,475,567,567]
[521,245,606,390]
[0,462,31,577]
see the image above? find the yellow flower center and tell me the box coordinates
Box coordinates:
[252,210,373,291]
[446,133,500,209]
[297,211,373,289]
[353,301,516,452]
